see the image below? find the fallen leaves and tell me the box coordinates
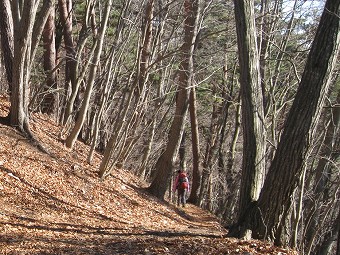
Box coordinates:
[0,97,299,254]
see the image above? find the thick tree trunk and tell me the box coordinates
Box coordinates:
[229,0,340,246]
[233,0,266,218]
[1,0,54,155]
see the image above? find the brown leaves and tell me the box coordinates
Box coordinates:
[0,100,299,254]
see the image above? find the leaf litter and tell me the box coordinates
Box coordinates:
[0,94,298,254]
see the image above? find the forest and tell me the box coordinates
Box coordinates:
[0,0,339,254]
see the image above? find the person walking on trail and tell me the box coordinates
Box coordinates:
[173,169,190,207]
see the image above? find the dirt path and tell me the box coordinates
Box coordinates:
[0,101,298,254]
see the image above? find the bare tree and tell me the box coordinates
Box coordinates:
[233,0,266,220]
[0,0,13,93]
[41,2,57,114]
[87,0,133,164]
[58,0,77,124]
[304,91,340,254]
[187,84,201,204]
[229,0,340,246]
[148,0,200,199]
[9,0,54,135]
[65,0,113,149]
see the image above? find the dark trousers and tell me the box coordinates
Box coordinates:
[177,187,187,206]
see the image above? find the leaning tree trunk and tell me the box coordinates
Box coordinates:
[65,0,112,149]
[229,0,340,246]
[135,0,154,99]
[148,0,199,200]
[6,0,54,141]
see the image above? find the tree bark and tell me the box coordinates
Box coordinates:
[42,3,57,114]
[233,0,266,219]
[10,0,39,131]
[0,0,13,90]
[229,0,340,246]
[148,0,199,200]
[58,0,77,124]
[136,0,154,99]
[187,85,201,204]
[65,0,112,149]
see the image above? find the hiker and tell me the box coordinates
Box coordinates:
[173,169,189,207]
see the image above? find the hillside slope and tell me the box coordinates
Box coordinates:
[0,95,297,254]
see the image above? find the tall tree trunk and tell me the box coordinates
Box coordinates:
[62,0,96,126]
[0,0,13,92]
[187,85,201,204]
[65,0,112,149]
[148,0,199,200]
[10,0,39,132]
[58,0,77,124]
[233,0,266,220]
[41,3,57,114]
[229,0,340,246]
[136,0,154,98]
[113,0,155,168]
[179,131,186,171]
[88,1,132,165]
[198,96,220,208]
[3,0,54,142]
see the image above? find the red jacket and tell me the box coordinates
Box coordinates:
[173,172,190,192]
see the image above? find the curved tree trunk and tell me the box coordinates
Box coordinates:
[9,0,54,136]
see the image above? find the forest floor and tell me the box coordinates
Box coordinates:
[0,94,298,254]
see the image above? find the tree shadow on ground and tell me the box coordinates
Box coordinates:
[0,221,226,255]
